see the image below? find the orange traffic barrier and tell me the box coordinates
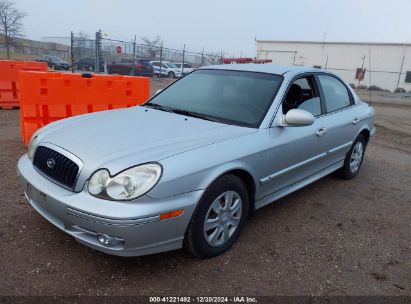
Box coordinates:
[0,60,47,109]
[19,71,150,146]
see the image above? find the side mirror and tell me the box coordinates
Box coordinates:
[283,109,315,126]
[155,89,162,95]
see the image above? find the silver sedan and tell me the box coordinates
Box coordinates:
[18,64,375,258]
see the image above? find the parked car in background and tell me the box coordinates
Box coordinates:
[151,61,181,78]
[35,55,70,70]
[175,62,194,75]
[107,58,153,77]
[73,57,104,72]
[19,64,375,258]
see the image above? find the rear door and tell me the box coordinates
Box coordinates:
[315,74,360,167]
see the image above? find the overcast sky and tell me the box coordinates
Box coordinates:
[12,0,411,56]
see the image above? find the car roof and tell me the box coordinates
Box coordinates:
[198,64,321,76]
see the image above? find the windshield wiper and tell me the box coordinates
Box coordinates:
[169,109,220,123]
[142,103,174,113]
[143,103,220,123]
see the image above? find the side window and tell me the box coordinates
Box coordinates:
[283,76,321,116]
[161,63,167,68]
[318,75,351,113]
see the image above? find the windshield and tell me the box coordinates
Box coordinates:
[146,69,282,127]
[165,62,177,68]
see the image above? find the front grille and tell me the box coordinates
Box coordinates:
[33,146,79,189]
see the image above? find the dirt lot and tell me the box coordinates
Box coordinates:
[0,79,410,297]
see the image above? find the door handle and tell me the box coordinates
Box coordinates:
[352,118,359,125]
[316,127,327,137]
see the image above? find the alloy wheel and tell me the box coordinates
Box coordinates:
[350,142,364,173]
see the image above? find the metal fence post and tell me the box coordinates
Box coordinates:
[181,44,185,75]
[70,31,74,73]
[133,34,136,64]
[201,47,204,66]
[95,30,102,73]
[159,41,163,77]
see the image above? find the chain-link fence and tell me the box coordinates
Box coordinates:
[43,31,224,76]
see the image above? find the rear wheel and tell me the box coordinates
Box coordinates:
[338,134,366,179]
[184,175,249,258]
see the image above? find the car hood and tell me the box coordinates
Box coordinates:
[36,106,256,190]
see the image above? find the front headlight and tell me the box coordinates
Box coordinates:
[28,135,39,160]
[88,163,162,201]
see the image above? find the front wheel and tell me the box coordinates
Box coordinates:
[184,175,249,258]
[167,71,175,78]
[338,134,366,179]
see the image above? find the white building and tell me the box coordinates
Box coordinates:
[256,40,411,92]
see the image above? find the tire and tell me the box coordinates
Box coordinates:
[184,175,249,258]
[338,134,366,180]
[168,71,175,78]
[51,64,55,70]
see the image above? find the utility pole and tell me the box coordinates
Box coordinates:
[321,32,326,67]
[368,48,372,103]
[396,45,406,91]
[201,47,204,66]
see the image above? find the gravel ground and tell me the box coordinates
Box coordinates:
[0,79,410,297]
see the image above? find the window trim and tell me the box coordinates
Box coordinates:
[315,72,355,115]
[279,72,325,117]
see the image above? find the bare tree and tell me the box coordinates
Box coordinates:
[205,52,221,65]
[75,31,89,59]
[0,0,27,59]
[141,35,161,60]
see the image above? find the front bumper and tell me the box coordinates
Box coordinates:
[17,155,203,257]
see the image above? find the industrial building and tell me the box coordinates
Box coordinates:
[256,40,411,92]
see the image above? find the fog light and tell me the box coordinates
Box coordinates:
[97,234,112,246]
